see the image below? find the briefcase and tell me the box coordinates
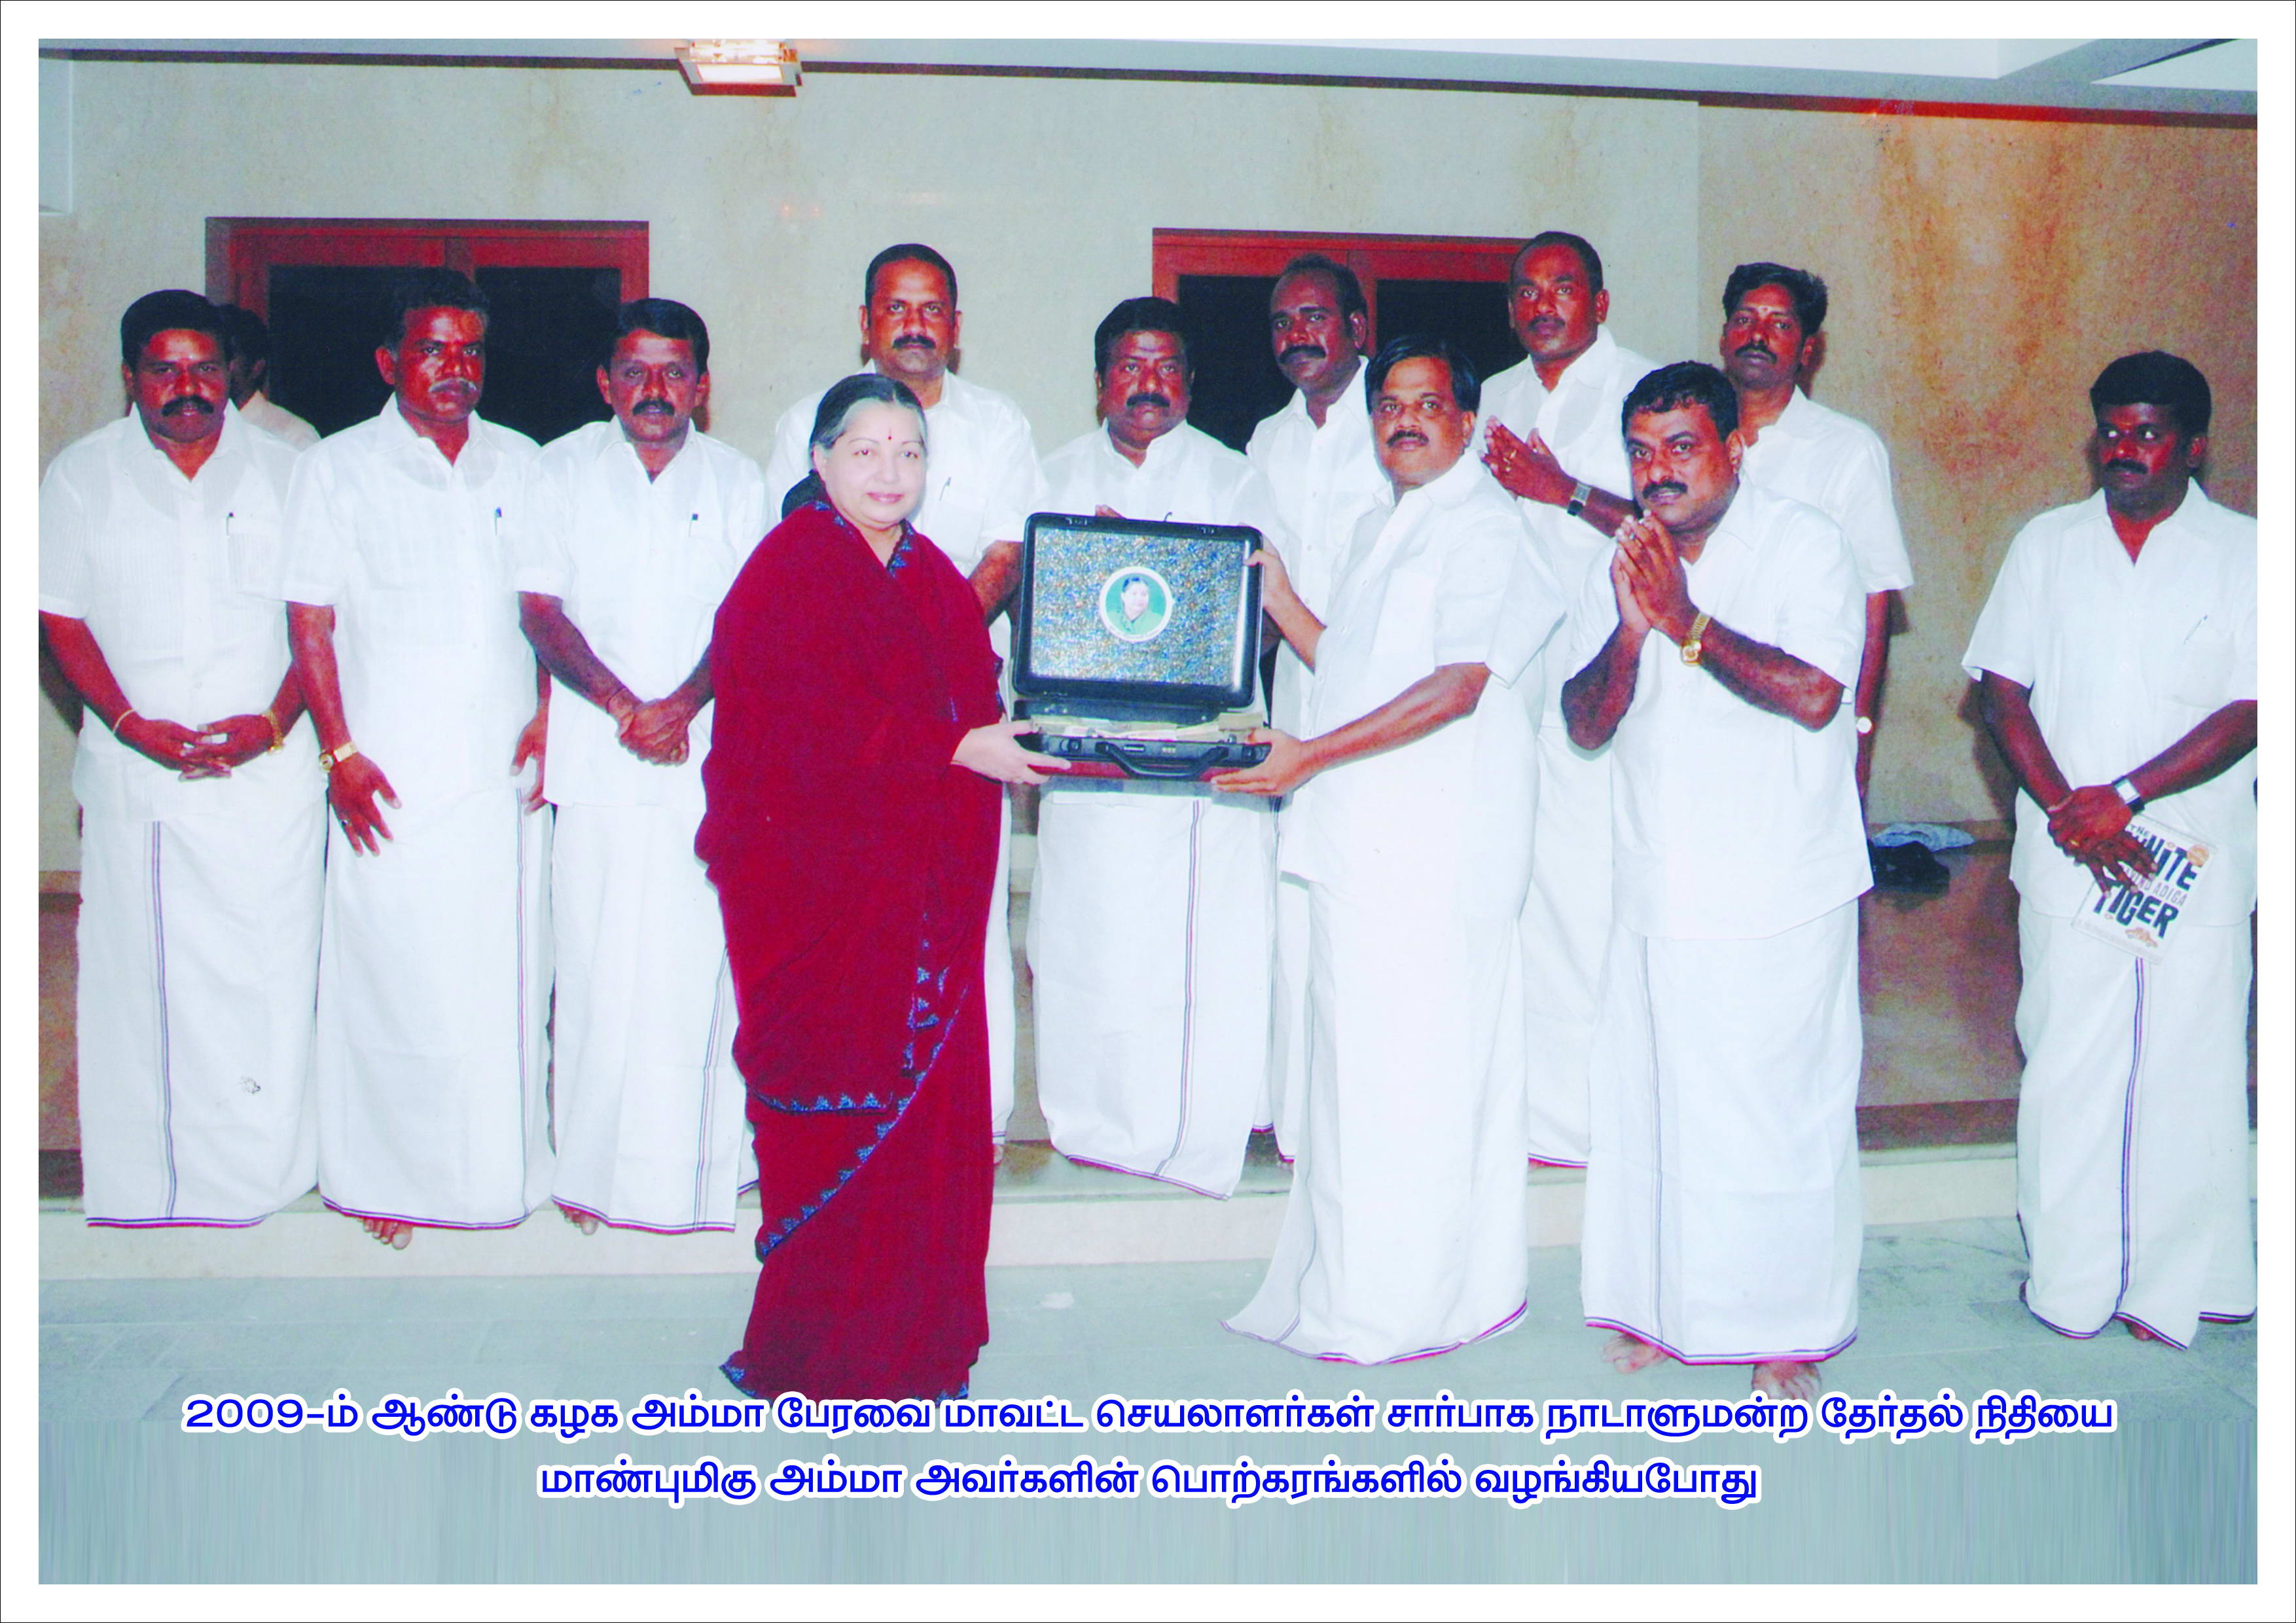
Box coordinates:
[1012,511,1271,781]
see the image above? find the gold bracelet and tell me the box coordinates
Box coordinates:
[261,706,285,752]
[110,707,141,734]
[1680,611,1712,666]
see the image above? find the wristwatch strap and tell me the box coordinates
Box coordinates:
[1681,611,1712,666]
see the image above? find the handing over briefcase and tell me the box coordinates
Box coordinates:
[1012,512,1270,782]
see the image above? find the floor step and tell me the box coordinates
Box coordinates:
[39,1140,2042,1281]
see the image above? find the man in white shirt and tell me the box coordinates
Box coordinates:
[39,290,323,1226]
[1242,256,1391,1156]
[216,303,322,450]
[1031,298,1287,1197]
[764,243,1043,1150]
[1964,352,2255,1349]
[279,270,552,1247]
[1479,232,1660,1170]
[1719,263,1914,798]
[1562,361,1869,1400]
[1220,336,1561,1363]
[518,299,766,1235]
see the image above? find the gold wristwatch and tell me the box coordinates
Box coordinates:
[1680,611,1712,666]
[319,742,361,774]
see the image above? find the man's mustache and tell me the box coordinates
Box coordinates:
[633,399,677,415]
[1640,480,1688,503]
[1279,344,1325,366]
[1126,392,1172,412]
[2104,458,2147,475]
[1385,428,1427,448]
[1734,341,1776,361]
[160,397,215,416]
[891,334,939,351]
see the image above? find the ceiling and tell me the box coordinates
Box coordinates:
[37,36,2259,118]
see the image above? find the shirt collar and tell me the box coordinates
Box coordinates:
[1552,325,1620,397]
[373,395,499,480]
[124,401,246,486]
[1393,448,1487,518]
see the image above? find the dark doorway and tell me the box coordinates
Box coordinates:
[1155,230,1524,454]
[209,219,646,447]
[1372,278,1519,396]
[1174,273,1287,453]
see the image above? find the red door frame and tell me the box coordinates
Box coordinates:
[206,219,650,315]
[1151,228,1522,336]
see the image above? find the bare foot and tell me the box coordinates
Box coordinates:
[2125,1319,2162,1343]
[1751,1360,1821,1402]
[361,1217,413,1250]
[1602,1331,1669,1375]
[560,1205,600,1236]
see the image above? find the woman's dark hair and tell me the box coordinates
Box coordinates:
[781,373,928,517]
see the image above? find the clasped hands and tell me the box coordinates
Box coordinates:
[603,689,700,766]
[2045,786,2153,891]
[117,709,276,779]
[1608,512,1699,645]
[1482,422,1575,506]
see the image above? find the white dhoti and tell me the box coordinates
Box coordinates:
[1028,786,1275,1196]
[1227,877,1529,1363]
[1517,726,1613,1166]
[1581,902,1863,1364]
[2013,910,2255,1347]
[986,807,1016,1143]
[315,788,554,1228]
[1261,868,1310,1157]
[548,802,750,1232]
[76,796,325,1226]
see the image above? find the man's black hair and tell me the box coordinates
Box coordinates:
[2090,351,2212,438]
[1273,254,1369,325]
[1722,262,1829,336]
[378,268,490,348]
[1093,297,1192,376]
[607,297,711,374]
[213,302,270,369]
[1363,334,1482,414]
[120,289,228,369]
[863,243,958,309]
[1622,360,1740,441]
[1514,230,1605,296]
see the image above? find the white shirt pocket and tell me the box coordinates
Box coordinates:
[2169,620,2235,710]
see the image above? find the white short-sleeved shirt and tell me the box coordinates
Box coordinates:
[275,401,541,821]
[514,419,768,810]
[1962,487,2257,923]
[764,367,1043,574]
[1740,387,1914,596]
[1285,455,1561,906]
[1039,419,1290,552]
[1481,325,1660,725]
[40,406,321,823]
[1570,482,1868,940]
[238,391,322,451]
[1244,378,1391,618]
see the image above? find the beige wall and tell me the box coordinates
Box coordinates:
[36,61,2254,866]
[1698,106,2256,822]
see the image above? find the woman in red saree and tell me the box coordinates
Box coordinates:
[699,374,1056,1400]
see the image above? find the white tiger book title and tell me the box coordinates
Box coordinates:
[2072,815,2213,963]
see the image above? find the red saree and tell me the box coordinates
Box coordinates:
[698,499,1003,1400]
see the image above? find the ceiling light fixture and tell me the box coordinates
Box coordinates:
[676,41,801,96]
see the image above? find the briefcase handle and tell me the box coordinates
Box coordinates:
[1101,740,1217,780]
